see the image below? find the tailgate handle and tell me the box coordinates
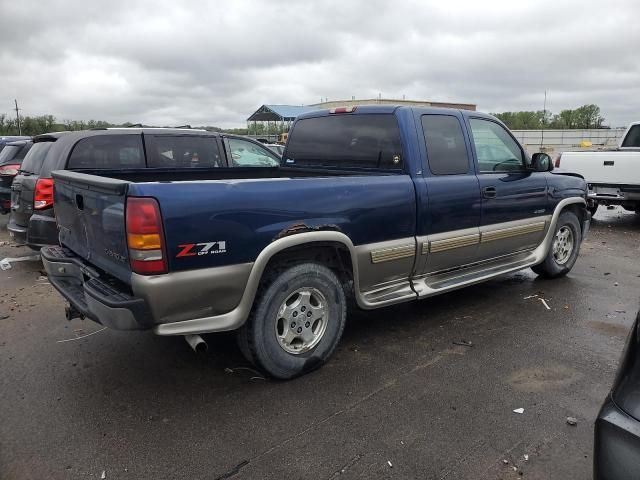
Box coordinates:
[603,161,614,166]
[75,194,84,210]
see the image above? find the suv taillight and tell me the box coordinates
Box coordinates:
[126,197,167,275]
[34,178,54,209]
[0,164,20,176]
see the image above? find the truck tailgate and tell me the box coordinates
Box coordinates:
[560,151,640,184]
[52,170,132,283]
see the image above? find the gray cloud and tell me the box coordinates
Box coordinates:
[1,0,638,127]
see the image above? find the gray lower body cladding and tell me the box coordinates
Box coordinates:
[41,245,252,332]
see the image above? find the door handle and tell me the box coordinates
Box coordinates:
[482,186,497,199]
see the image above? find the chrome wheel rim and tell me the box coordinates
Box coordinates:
[552,226,574,265]
[274,287,328,355]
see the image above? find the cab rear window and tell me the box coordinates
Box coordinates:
[285,114,403,170]
[67,135,145,169]
[622,125,640,148]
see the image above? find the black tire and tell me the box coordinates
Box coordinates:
[531,211,582,278]
[238,262,346,379]
[588,203,598,217]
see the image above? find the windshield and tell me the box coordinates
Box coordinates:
[21,142,54,174]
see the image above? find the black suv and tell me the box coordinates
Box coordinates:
[8,128,280,248]
[0,139,32,213]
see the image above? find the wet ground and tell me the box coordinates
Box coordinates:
[0,207,638,479]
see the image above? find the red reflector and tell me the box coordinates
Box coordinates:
[34,178,54,210]
[0,164,20,176]
[555,153,562,168]
[126,197,167,275]
[329,106,356,114]
[130,258,166,274]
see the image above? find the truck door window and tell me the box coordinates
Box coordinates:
[68,135,145,169]
[621,125,640,148]
[285,114,403,170]
[148,136,222,168]
[469,119,524,173]
[227,138,280,167]
[421,115,470,175]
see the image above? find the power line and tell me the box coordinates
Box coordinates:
[14,99,22,135]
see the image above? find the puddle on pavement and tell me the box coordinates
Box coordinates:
[587,320,629,337]
[508,365,583,392]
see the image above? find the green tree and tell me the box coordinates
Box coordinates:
[494,104,605,130]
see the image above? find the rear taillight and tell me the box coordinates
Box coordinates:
[126,197,167,275]
[555,153,562,168]
[34,178,54,210]
[0,164,21,176]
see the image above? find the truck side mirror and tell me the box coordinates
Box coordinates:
[531,152,553,172]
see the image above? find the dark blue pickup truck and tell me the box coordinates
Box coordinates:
[42,106,590,379]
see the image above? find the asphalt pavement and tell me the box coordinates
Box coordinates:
[1,207,638,479]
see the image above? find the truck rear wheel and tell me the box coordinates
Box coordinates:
[238,262,347,379]
[531,211,582,278]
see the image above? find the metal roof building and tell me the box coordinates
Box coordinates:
[246,105,318,122]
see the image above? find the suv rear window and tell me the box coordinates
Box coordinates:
[67,135,145,169]
[20,142,54,174]
[285,114,403,170]
[147,135,222,168]
[0,143,30,164]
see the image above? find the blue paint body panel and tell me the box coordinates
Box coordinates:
[130,175,417,272]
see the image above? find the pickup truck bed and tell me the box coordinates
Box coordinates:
[43,105,590,379]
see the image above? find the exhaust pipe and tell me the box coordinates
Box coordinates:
[184,334,208,353]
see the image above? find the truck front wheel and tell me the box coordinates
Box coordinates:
[531,211,582,278]
[238,262,347,379]
[588,203,598,217]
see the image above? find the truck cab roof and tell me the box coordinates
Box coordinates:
[296,104,496,122]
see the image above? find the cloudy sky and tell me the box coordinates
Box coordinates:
[1,0,638,128]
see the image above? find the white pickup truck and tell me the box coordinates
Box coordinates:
[557,121,640,215]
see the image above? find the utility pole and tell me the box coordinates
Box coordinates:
[14,99,22,135]
[540,90,547,151]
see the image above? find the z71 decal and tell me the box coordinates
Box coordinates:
[176,241,227,258]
